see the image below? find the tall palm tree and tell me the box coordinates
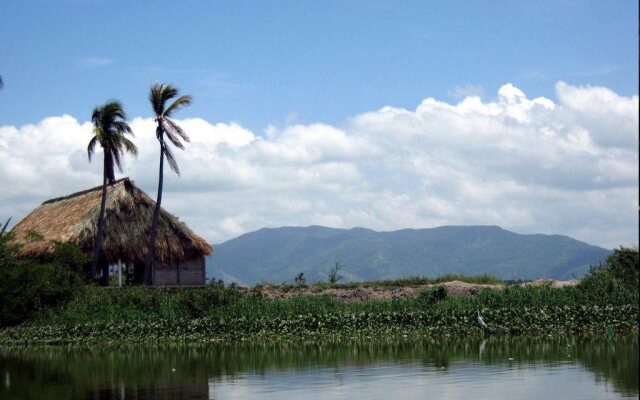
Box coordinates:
[144,83,192,285]
[87,101,137,284]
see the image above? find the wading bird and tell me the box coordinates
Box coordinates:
[477,308,488,329]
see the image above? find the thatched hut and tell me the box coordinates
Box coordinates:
[10,178,212,286]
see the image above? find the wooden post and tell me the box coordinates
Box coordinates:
[117,259,122,287]
[177,262,181,285]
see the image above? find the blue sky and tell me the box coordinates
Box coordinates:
[1,0,637,131]
[0,1,638,248]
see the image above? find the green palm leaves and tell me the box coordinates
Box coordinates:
[149,83,192,174]
[87,101,138,183]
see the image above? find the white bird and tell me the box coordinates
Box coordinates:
[477,308,488,329]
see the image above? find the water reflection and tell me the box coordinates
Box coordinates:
[0,335,637,399]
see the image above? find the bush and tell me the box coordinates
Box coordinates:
[579,247,639,304]
[172,286,242,317]
[417,285,447,306]
[602,247,639,288]
[0,233,86,327]
[0,260,84,326]
[49,241,90,274]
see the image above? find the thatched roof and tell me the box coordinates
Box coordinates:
[11,178,212,265]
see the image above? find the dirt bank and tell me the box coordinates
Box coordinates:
[251,280,579,302]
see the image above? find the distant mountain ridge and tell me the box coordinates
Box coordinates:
[206,225,611,285]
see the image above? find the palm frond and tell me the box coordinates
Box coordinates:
[112,147,123,172]
[89,100,136,177]
[112,120,133,135]
[162,124,186,150]
[120,136,138,156]
[164,95,193,117]
[1,217,11,236]
[87,136,98,161]
[163,145,180,175]
[149,83,178,116]
[164,118,190,143]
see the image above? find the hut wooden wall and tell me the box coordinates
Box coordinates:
[154,256,205,286]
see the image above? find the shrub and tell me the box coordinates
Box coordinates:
[328,262,344,284]
[0,235,85,327]
[49,241,90,274]
[172,286,241,317]
[602,247,639,288]
[579,247,639,304]
[417,285,447,306]
[0,260,84,326]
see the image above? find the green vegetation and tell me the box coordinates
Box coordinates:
[0,245,637,345]
[579,246,639,301]
[0,224,86,326]
[417,285,448,306]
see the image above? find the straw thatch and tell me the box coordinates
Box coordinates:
[11,178,212,265]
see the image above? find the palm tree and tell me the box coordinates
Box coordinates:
[144,83,192,285]
[87,101,137,284]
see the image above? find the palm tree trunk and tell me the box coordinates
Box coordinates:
[90,158,109,283]
[144,140,165,285]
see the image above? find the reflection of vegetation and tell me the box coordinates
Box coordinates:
[0,335,637,398]
[576,335,639,397]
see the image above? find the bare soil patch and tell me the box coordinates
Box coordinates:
[253,280,501,302]
[250,279,578,302]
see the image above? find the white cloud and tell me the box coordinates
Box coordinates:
[448,84,485,100]
[0,82,637,248]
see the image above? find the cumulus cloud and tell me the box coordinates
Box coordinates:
[0,82,637,248]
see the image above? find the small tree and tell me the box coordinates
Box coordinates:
[579,247,639,304]
[603,247,639,286]
[328,262,344,284]
[295,272,306,285]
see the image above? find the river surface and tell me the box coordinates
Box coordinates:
[0,334,637,399]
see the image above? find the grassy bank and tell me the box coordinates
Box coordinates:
[0,248,637,345]
[0,280,637,345]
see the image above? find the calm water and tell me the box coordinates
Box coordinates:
[0,335,637,399]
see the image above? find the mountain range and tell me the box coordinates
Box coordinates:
[205,225,612,285]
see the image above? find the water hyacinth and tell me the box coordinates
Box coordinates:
[1,264,638,345]
[0,303,637,345]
